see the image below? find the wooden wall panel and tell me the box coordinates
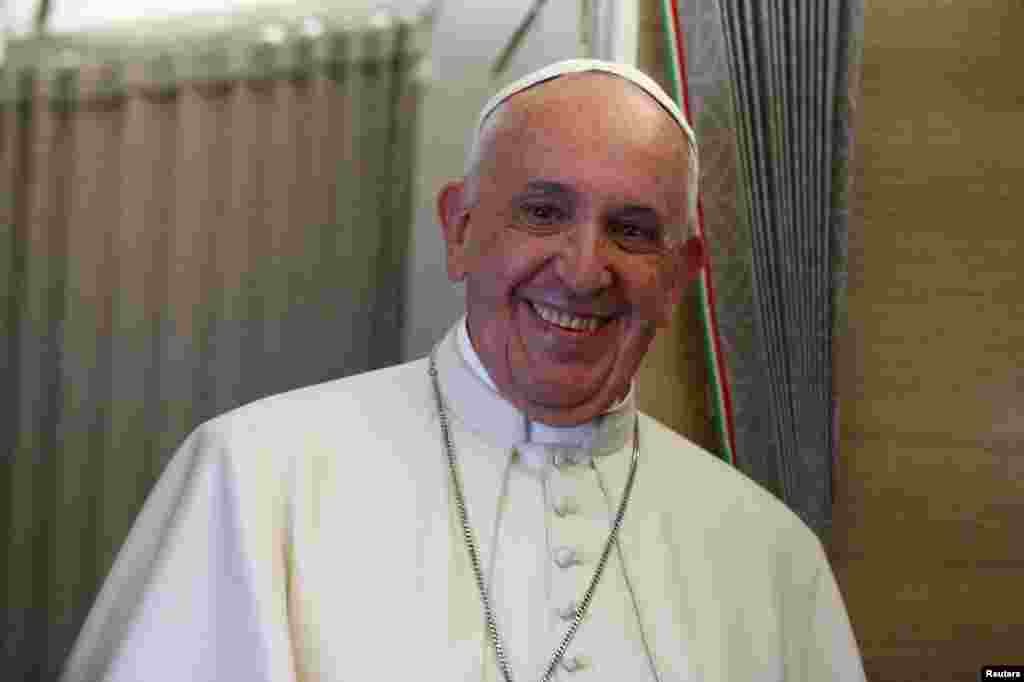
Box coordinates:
[833,0,1024,678]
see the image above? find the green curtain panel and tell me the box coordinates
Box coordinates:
[0,9,429,679]
[669,0,864,538]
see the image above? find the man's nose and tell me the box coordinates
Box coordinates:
[555,223,614,294]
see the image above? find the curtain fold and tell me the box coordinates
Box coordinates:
[669,0,863,537]
[1,10,428,678]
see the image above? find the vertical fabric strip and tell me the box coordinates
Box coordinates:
[660,0,738,465]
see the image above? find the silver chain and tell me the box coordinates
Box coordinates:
[429,354,640,682]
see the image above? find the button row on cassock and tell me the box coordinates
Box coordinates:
[547,448,595,674]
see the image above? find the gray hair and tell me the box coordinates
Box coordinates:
[461,76,700,244]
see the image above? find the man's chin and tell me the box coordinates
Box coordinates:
[510,377,625,426]
[528,380,597,405]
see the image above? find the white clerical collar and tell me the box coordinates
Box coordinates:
[439,316,634,460]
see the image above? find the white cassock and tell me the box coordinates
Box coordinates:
[61,318,866,682]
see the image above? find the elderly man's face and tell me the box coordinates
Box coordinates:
[439,74,703,426]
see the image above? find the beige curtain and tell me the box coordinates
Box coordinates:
[0,11,427,678]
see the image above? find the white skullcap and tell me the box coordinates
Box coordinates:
[476,58,696,148]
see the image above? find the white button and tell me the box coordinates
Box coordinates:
[561,655,589,672]
[553,546,581,568]
[553,496,578,517]
[555,601,579,621]
[552,449,592,468]
[552,450,571,468]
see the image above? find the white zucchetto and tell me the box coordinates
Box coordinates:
[476,58,696,148]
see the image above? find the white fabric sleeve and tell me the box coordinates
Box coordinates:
[59,421,296,682]
[804,557,868,682]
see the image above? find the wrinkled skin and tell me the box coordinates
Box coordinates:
[438,73,705,427]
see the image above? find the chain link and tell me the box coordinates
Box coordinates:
[430,354,639,682]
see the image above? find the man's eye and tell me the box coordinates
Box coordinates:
[523,204,564,223]
[615,223,658,241]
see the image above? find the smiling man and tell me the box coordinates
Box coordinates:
[439,67,704,429]
[62,60,865,682]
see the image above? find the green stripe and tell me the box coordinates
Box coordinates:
[658,0,735,465]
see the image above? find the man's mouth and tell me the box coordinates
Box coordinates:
[529,301,611,333]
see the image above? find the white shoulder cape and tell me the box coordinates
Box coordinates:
[61,322,865,682]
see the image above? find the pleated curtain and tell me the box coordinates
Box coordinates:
[0,11,427,678]
[668,0,864,537]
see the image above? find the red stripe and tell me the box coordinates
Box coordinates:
[668,0,693,135]
[670,0,738,464]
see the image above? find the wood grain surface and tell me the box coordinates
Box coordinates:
[833,1,1024,679]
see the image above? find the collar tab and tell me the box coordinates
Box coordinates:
[436,319,635,456]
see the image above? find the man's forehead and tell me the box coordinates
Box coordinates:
[476,59,696,150]
[500,74,679,140]
[489,79,690,198]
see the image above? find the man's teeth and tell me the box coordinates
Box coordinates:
[531,302,606,332]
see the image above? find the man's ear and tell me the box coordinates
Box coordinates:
[680,234,707,286]
[659,235,707,327]
[437,181,472,282]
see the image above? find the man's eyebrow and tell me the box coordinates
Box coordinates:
[520,180,574,197]
[610,204,666,231]
[614,204,660,218]
[516,183,664,222]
